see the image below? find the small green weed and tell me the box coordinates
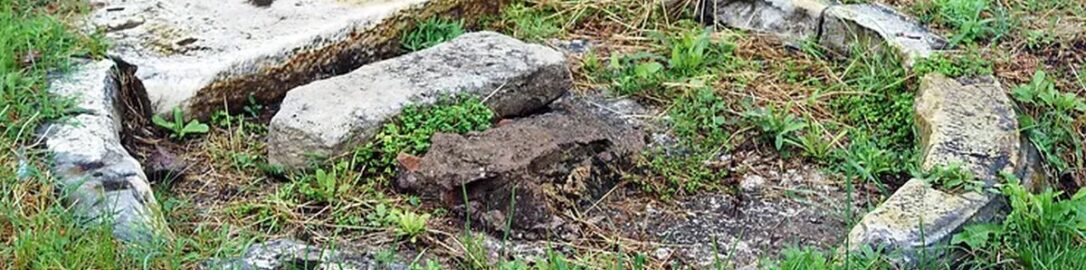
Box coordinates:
[924,0,1000,44]
[788,123,847,162]
[743,105,806,151]
[1012,70,1086,176]
[353,96,493,178]
[153,107,210,140]
[594,25,738,97]
[921,163,986,193]
[500,2,562,42]
[669,88,730,145]
[952,174,1086,269]
[297,162,355,203]
[402,18,464,52]
[912,51,993,78]
[387,208,431,243]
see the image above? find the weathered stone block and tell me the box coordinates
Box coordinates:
[703,0,830,45]
[705,1,946,65]
[39,60,170,243]
[820,4,947,65]
[267,32,570,169]
[86,0,499,120]
[846,74,1043,266]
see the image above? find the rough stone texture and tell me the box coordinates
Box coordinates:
[396,97,645,234]
[204,239,405,270]
[704,0,829,45]
[39,59,170,243]
[846,74,1043,266]
[705,1,946,65]
[268,32,570,169]
[820,4,948,65]
[86,0,499,120]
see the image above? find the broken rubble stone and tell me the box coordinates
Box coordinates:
[704,0,829,45]
[397,97,645,234]
[846,74,1045,266]
[203,239,405,270]
[705,1,946,65]
[39,59,171,243]
[86,0,498,120]
[267,31,570,169]
[820,4,948,65]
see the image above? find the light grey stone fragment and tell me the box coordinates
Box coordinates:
[846,74,1044,267]
[705,0,830,45]
[267,31,570,169]
[820,4,948,65]
[39,60,170,243]
[203,239,405,270]
[85,0,498,120]
[706,1,947,65]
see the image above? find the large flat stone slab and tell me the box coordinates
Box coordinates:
[39,59,170,243]
[846,74,1042,266]
[267,32,570,169]
[87,0,498,120]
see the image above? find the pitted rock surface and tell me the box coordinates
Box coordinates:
[704,0,829,45]
[268,32,570,169]
[397,97,645,234]
[705,1,946,65]
[204,239,404,270]
[820,4,948,65]
[86,0,498,119]
[847,74,1043,266]
[39,59,170,243]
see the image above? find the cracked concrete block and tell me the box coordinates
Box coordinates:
[39,60,170,243]
[846,74,1045,266]
[267,32,570,169]
[86,0,499,120]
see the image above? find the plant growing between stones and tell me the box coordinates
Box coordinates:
[921,163,986,193]
[153,107,210,139]
[951,173,1086,269]
[353,96,493,179]
[402,18,465,52]
[297,163,354,204]
[387,208,430,243]
[912,50,993,78]
[1013,70,1086,177]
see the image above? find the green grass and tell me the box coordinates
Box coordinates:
[952,174,1086,269]
[1012,70,1086,177]
[401,18,465,52]
[499,2,563,42]
[0,1,139,268]
[353,96,494,179]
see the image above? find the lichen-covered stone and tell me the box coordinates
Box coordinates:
[39,60,170,243]
[820,4,947,65]
[705,1,946,65]
[86,0,498,120]
[203,239,404,270]
[703,0,830,45]
[846,74,1043,266]
[267,32,570,169]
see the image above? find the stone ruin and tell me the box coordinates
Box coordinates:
[36,0,1053,268]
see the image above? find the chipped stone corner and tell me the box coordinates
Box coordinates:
[39,58,171,244]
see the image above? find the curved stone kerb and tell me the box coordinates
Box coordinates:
[39,59,171,244]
